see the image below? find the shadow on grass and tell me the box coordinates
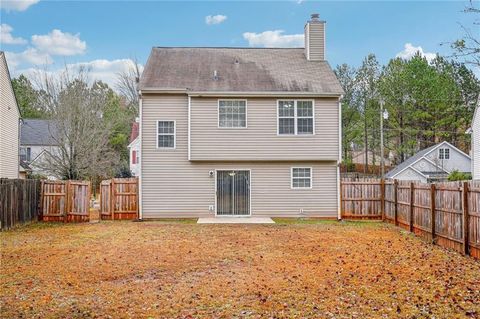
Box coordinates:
[272,218,383,227]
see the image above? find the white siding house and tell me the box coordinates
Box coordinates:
[0,52,20,179]
[20,119,60,179]
[386,141,471,182]
[472,105,480,180]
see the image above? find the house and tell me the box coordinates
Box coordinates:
[385,141,471,182]
[20,119,59,179]
[472,103,479,180]
[0,51,20,179]
[138,14,344,218]
[128,119,140,176]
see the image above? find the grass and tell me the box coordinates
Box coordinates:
[1,220,479,318]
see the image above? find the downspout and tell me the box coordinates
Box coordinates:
[188,95,191,161]
[138,92,143,220]
[337,99,342,220]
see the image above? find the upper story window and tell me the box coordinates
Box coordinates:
[278,100,314,135]
[439,148,450,160]
[131,150,139,164]
[218,100,247,128]
[20,147,31,162]
[157,121,175,149]
[291,167,312,189]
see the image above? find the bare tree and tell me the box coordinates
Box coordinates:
[32,67,119,180]
[449,1,479,67]
[115,58,141,112]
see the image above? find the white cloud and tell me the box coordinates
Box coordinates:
[5,48,52,68]
[1,0,40,11]
[15,59,144,89]
[0,24,27,45]
[31,29,86,56]
[205,14,227,25]
[243,30,304,48]
[396,43,437,63]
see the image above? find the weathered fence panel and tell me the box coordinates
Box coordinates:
[41,180,90,222]
[340,178,382,219]
[341,178,480,259]
[468,181,480,258]
[0,179,41,230]
[100,178,138,220]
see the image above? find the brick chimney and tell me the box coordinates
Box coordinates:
[305,13,326,61]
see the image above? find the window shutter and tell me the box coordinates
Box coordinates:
[132,151,137,164]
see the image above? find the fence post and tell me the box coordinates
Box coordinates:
[39,180,44,221]
[430,183,436,244]
[463,181,470,256]
[64,181,70,223]
[409,182,414,233]
[394,179,398,226]
[380,179,385,221]
[111,179,115,220]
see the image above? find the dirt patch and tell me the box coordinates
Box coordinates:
[1,221,479,318]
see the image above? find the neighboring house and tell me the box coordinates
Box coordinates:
[471,104,479,180]
[138,14,344,218]
[0,51,20,179]
[128,120,140,176]
[20,119,59,179]
[385,141,471,182]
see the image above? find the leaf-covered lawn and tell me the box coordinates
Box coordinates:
[1,220,479,318]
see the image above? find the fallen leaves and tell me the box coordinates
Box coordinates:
[0,221,479,318]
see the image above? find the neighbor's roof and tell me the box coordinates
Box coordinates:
[130,121,139,143]
[20,119,58,146]
[385,144,440,178]
[139,47,344,95]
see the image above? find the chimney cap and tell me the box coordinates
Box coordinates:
[311,13,320,20]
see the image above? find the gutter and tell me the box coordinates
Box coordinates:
[140,88,342,98]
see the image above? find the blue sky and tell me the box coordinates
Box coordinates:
[1,1,478,87]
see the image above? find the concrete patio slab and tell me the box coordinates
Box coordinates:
[197,217,275,224]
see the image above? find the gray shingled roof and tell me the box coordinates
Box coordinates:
[20,119,58,146]
[139,47,344,94]
[385,144,440,178]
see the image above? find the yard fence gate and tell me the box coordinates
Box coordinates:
[100,178,138,220]
[341,178,480,259]
[40,180,91,222]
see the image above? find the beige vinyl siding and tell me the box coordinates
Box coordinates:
[190,97,339,161]
[0,54,19,179]
[141,94,338,218]
[306,22,325,61]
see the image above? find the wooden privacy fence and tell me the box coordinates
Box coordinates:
[41,180,91,222]
[0,179,41,230]
[341,178,480,259]
[100,178,138,220]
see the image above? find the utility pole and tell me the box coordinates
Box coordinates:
[380,99,385,178]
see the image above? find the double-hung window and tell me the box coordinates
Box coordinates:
[278,100,314,135]
[439,148,450,160]
[218,100,247,128]
[291,167,312,189]
[157,121,175,149]
[20,147,31,162]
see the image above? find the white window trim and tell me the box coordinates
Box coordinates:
[277,99,315,136]
[438,148,450,160]
[217,99,248,129]
[291,167,313,189]
[156,120,176,150]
